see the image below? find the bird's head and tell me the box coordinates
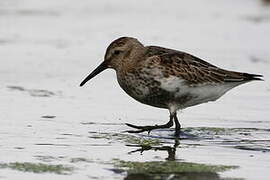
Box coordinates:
[80,37,144,86]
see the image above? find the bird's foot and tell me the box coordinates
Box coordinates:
[125,122,173,135]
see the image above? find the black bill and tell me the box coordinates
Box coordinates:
[80,61,107,86]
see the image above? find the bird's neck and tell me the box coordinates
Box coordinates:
[118,48,146,74]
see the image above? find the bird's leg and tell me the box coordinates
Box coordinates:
[173,113,181,137]
[125,115,174,134]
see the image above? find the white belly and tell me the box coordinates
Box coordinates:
[157,76,241,109]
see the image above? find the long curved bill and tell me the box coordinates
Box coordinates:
[80,61,107,87]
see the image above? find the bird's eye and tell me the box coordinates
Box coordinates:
[114,50,121,55]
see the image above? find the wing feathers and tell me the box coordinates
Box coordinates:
[156,52,262,84]
[145,46,263,85]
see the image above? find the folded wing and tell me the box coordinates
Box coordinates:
[145,47,263,85]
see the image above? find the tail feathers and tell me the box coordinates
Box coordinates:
[243,73,264,81]
[224,72,264,82]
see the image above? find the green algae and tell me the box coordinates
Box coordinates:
[182,127,268,139]
[88,132,162,146]
[113,159,238,180]
[0,162,73,174]
[184,127,228,136]
[88,128,270,155]
[125,137,161,146]
[114,159,237,174]
[88,127,267,144]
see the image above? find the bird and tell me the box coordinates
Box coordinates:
[80,37,263,136]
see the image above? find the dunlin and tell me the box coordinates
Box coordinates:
[80,37,263,136]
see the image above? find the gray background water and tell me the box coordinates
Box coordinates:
[0,0,270,179]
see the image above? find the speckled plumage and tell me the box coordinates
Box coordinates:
[80,37,263,136]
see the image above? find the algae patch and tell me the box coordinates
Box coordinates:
[125,137,161,146]
[182,127,270,153]
[88,132,162,146]
[112,159,238,180]
[184,127,230,137]
[182,127,269,140]
[0,162,73,174]
[114,159,236,174]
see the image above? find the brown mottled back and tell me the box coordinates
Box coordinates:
[145,46,262,85]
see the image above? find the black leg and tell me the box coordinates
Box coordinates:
[126,114,174,134]
[173,113,181,137]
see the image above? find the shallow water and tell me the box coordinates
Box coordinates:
[0,0,270,179]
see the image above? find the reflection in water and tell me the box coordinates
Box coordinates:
[124,138,225,180]
[128,138,180,161]
[124,138,181,180]
[124,172,220,180]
